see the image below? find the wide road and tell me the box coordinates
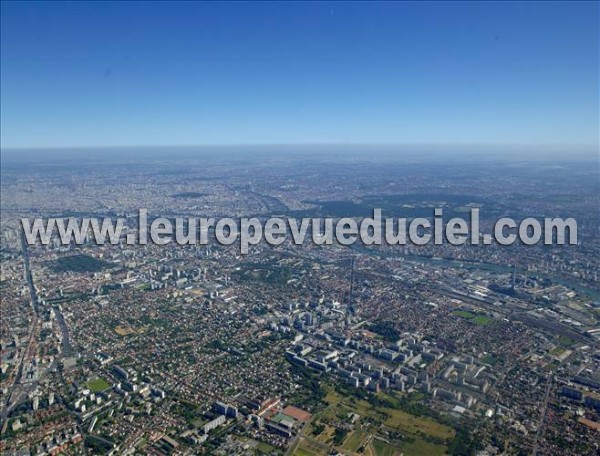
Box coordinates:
[54,305,73,357]
[1,234,40,420]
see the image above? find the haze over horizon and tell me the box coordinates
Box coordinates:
[1,1,598,151]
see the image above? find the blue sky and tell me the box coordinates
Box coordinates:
[1,1,598,149]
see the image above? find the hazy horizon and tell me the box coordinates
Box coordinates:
[1,142,599,165]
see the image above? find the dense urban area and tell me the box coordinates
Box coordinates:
[1,149,599,455]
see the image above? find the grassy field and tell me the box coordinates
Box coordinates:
[472,315,493,325]
[383,408,454,439]
[400,439,447,456]
[324,388,344,405]
[342,430,368,452]
[454,310,493,325]
[86,377,110,392]
[454,310,476,319]
[370,439,399,456]
[307,388,454,456]
[293,438,328,456]
[256,441,277,454]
